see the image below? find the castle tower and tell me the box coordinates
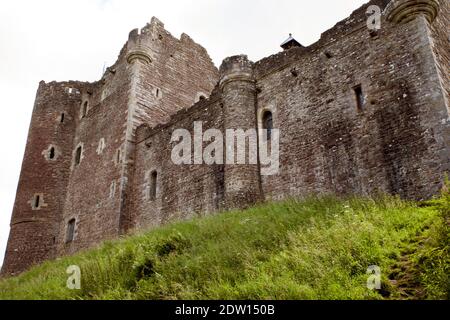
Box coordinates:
[2,17,218,275]
[3,0,448,277]
[1,81,84,276]
[219,55,263,209]
[383,0,450,193]
[119,17,218,232]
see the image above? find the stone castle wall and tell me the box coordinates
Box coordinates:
[2,0,449,276]
[256,0,449,201]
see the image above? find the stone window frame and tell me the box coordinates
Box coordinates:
[257,105,277,142]
[97,138,106,155]
[144,169,159,202]
[261,110,274,141]
[29,193,48,211]
[195,92,208,103]
[109,180,116,199]
[80,101,89,119]
[49,146,56,160]
[72,142,84,169]
[42,144,60,162]
[152,86,162,100]
[66,218,77,243]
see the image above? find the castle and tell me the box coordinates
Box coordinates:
[2,0,449,276]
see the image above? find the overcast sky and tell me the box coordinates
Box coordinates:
[0,0,368,267]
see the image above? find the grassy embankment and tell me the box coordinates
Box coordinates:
[0,187,448,300]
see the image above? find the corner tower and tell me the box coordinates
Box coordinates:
[384,0,450,192]
[119,17,219,231]
[2,81,87,276]
[219,55,263,209]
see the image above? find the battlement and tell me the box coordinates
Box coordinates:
[2,0,449,276]
[219,55,255,89]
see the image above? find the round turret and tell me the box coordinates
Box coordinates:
[384,0,440,24]
[219,55,254,89]
[219,55,262,209]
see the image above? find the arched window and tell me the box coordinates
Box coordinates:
[66,219,76,243]
[262,111,273,140]
[195,92,207,103]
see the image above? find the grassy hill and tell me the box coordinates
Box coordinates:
[0,191,448,300]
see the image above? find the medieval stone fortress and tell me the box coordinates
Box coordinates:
[2,0,449,276]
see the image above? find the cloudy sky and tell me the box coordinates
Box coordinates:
[0,0,367,266]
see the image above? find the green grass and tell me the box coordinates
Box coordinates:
[0,192,448,300]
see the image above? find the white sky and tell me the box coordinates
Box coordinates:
[0,0,367,267]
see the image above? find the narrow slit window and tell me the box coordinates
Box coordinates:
[75,146,82,165]
[156,89,160,98]
[150,171,157,201]
[116,149,121,164]
[262,111,273,140]
[60,113,65,123]
[354,85,364,111]
[34,195,40,208]
[49,147,55,160]
[66,219,76,243]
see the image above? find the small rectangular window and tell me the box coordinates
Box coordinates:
[66,219,76,243]
[354,85,364,111]
[150,171,157,201]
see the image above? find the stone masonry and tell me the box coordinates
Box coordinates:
[2,0,449,276]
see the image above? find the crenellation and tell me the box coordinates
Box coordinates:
[2,0,449,276]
